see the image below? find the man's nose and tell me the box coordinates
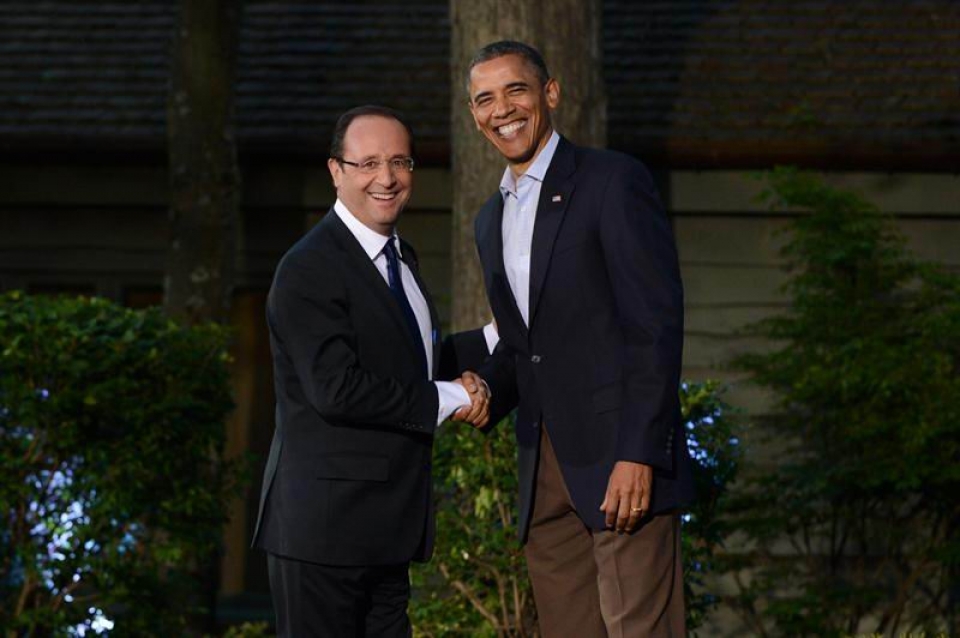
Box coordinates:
[492,94,514,118]
[374,160,398,184]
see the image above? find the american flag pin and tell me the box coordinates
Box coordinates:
[552,194,562,202]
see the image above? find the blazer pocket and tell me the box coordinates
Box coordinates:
[315,455,390,482]
[592,381,622,414]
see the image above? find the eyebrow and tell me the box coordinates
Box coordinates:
[354,153,411,161]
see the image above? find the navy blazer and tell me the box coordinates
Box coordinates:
[476,137,695,539]
[252,210,442,566]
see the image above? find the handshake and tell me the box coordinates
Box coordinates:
[450,371,490,428]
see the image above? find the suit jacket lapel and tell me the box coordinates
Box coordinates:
[528,137,576,328]
[401,238,442,377]
[325,212,424,366]
[478,195,528,343]
[477,193,506,279]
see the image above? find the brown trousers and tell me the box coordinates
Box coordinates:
[524,427,686,637]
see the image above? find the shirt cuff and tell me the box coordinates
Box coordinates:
[482,322,499,355]
[434,381,472,426]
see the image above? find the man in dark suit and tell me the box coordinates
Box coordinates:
[464,42,696,636]
[251,105,488,637]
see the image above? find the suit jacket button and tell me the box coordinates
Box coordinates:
[531,354,541,363]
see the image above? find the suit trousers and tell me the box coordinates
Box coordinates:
[524,426,686,638]
[267,553,412,638]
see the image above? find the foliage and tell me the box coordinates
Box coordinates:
[219,621,271,638]
[411,412,529,638]
[412,380,740,636]
[0,292,241,636]
[681,381,742,633]
[728,168,960,637]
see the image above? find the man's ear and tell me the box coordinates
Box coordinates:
[545,78,560,111]
[468,99,482,131]
[327,157,342,189]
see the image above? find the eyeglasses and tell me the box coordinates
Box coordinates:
[335,157,415,173]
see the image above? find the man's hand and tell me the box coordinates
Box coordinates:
[451,371,490,428]
[599,461,653,533]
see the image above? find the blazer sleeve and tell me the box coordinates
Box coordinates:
[599,160,684,470]
[438,328,490,379]
[477,339,520,430]
[267,249,439,435]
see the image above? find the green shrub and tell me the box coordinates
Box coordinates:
[0,292,240,635]
[220,621,271,638]
[411,380,739,636]
[728,168,960,637]
[681,380,742,633]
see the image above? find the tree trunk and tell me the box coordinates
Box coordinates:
[164,0,241,325]
[449,0,606,332]
[163,2,241,630]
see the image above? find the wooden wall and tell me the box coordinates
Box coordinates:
[670,171,960,418]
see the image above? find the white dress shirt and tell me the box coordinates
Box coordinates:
[333,200,471,425]
[499,130,561,327]
[482,322,499,354]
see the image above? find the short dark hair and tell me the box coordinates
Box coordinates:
[466,40,550,95]
[329,105,414,159]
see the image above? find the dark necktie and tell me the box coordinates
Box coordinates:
[382,237,429,378]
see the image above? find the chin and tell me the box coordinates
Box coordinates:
[378,211,402,225]
[504,147,536,165]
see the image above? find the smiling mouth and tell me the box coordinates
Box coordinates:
[369,192,398,201]
[496,120,526,138]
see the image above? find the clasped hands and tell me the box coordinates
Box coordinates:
[451,371,490,428]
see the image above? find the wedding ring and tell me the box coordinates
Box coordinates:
[630,507,643,513]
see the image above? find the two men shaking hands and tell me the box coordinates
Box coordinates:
[253,40,695,638]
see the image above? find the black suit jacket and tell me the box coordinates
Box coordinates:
[475,137,695,540]
[252,210,442,566]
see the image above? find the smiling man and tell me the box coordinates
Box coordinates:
[252,105,489,637]
[464,42,696,636]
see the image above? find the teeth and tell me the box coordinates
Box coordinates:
[370,193,396,200]
[498,121,526,136]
